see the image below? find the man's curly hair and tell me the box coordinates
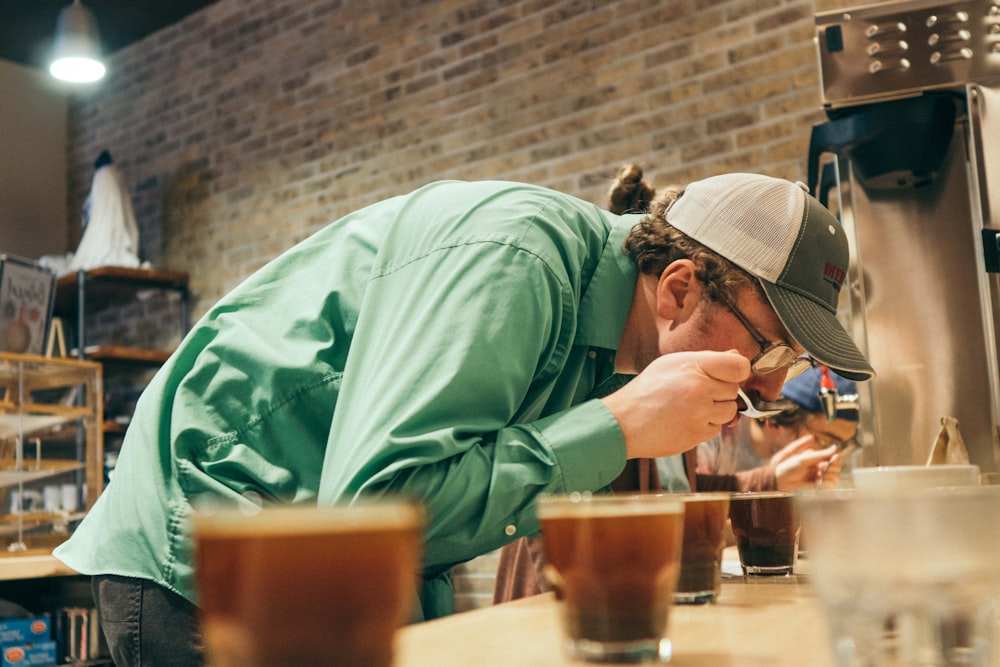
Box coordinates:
[608,163,759,304]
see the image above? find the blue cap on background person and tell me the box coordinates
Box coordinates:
[781,366,859,422]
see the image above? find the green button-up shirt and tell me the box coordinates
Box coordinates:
[55,180,641,619]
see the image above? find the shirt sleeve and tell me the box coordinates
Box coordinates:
[696,437,722,474]
[317,238,626,571]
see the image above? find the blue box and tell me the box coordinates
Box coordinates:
[0,640,57,667]
[0,618,49,646]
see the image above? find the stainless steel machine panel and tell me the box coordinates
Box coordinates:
[968,81,1000,434]
[969,82,1000,229]
[816,0,1000,107]
[813,0,1000,469]
[834,121,998,466]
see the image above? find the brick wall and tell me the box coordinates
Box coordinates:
[64,0,859,611]
[67,0,858,320]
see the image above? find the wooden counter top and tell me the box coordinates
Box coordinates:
[0,552,79,581]
[396,553,833,667]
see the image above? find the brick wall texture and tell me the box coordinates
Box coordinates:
[64,0,860,610]
[67,0,860,316]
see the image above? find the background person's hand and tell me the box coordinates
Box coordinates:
[772,435,840,490]
[601,350,750,459]
[816,450,841,488]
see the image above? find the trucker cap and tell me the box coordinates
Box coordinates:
[781,366,859,421]
[665,173,874,381]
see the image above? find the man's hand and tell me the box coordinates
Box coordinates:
[600,350,750,459]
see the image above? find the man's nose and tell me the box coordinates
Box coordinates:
[746,370,787,402]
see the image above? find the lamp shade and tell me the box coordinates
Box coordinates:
[49,0,106,83]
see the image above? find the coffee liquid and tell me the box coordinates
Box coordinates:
[195,506,421,667]
[676,496,729,597]
[729,492,798,573]
[541,510,683,643]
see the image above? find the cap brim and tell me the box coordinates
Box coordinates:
[760,282,875,381]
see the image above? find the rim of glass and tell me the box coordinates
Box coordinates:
[536,492,685,514]
[796,485,1000,504]
[192,500,424,535]
[729,490,796,498]
[678,492,732,502]
[853,464,980,473]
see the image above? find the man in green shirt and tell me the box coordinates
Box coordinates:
[55,173,872,667]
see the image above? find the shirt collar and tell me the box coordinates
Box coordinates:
[576,212,641,350]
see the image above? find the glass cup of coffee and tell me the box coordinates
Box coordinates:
[192,499,424,667]
[537,492,684,663]
[675,493,731,604]
[728,490,799,575]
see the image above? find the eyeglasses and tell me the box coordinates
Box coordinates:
[718,295,814,380]
[801,416,859,448]
[803,425,855,448]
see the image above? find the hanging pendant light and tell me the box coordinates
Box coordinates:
[49,0,106,83]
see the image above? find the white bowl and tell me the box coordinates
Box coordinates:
[851,464,980,491]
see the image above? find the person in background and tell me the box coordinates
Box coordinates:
[609,168,843,496]
[493,165,867,603]
[695,365,858,490]
[55,168,872,667]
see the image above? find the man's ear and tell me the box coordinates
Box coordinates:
[655,259,701,321]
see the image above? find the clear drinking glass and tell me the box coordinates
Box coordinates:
[728,491,799,575]
[675,493,731,604]
[193,500,424,667]
[538,493,684,663]
[798,486,1000,667]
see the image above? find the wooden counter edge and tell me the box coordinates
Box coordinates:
[0,553,80,580]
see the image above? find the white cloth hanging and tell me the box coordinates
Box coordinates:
[67,163,141,271]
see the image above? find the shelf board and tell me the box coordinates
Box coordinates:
[0,354,102,391]
[54,266,189,316]
[80,345,171,366]
[56,266,189,290]
[0,460,84,489]
[0,511,84,537]
[0,413,87,441]
[102,419,128,435]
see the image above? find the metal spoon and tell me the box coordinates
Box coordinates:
[737,388,784,419]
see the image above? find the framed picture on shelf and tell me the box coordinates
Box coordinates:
[0,254,56,356]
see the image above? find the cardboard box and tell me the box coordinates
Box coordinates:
[0,640,57,667]
[0,618,49,647]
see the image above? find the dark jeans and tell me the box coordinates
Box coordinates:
[92,575,203,667]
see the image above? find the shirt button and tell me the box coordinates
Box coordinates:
[504,524,517,536]
[588,350,597,359]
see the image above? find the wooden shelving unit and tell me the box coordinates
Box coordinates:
[54,267,189,466]
[54,266,190,366]
[0,352,102,553]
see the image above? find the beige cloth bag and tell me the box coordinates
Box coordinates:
[926,416,970,465]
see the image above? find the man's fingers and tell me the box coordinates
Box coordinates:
[694,349,752,384]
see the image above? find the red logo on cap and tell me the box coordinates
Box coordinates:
[824,262,846,287]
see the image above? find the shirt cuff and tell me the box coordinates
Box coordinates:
[530,398,627,492]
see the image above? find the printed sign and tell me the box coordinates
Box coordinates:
[0,256,55,356]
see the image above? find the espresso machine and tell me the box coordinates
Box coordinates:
[808,0,1000,469]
